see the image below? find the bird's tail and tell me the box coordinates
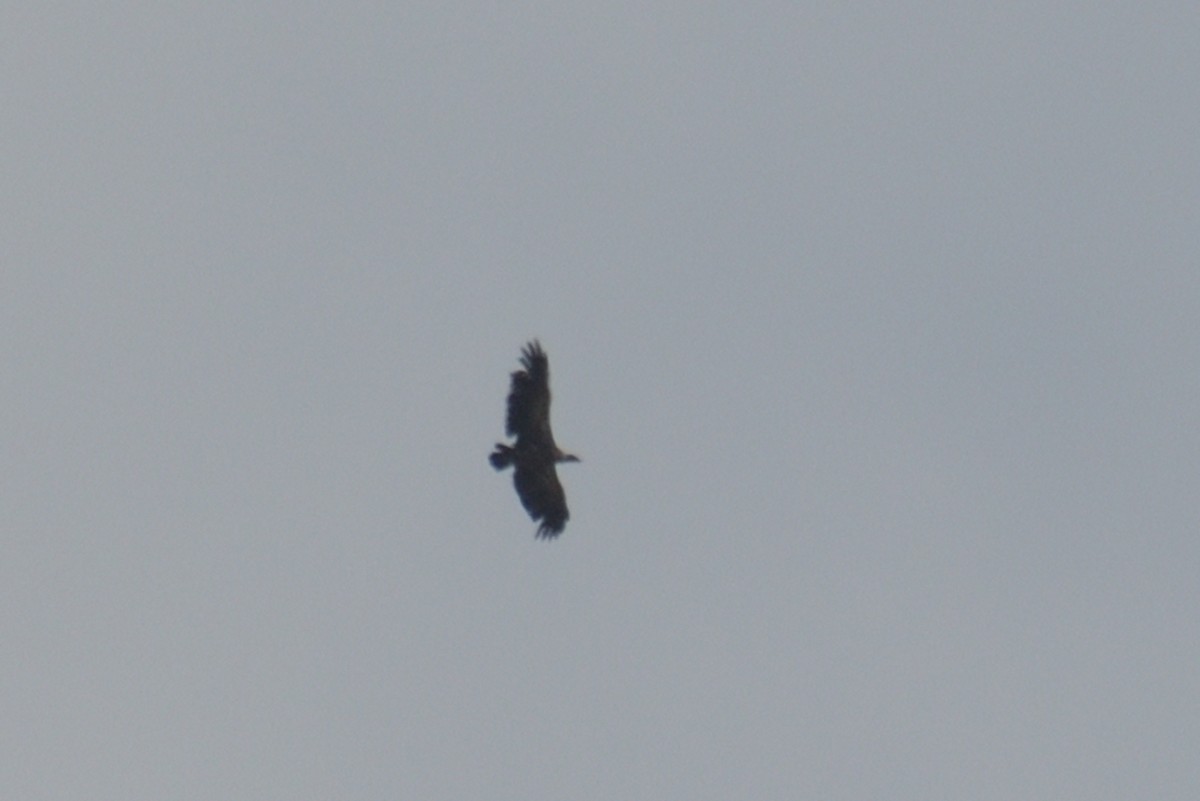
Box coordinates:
[489,444,514,470]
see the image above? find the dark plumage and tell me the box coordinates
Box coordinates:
[490,340,579,538]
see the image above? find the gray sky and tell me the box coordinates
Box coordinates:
[4,3,1198,798]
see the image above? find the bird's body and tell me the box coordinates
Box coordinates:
[490,340,579,538]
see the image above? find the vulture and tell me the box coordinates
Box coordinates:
[489,340,580,538]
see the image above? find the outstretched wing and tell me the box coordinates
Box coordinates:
[513,462,570,539]
[505,340,556,447]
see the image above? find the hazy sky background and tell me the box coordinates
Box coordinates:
[4,3,1198,798]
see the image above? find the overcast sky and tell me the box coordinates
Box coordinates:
[4,3,1198,798]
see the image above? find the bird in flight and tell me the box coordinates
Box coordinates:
[489,340,580,539]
